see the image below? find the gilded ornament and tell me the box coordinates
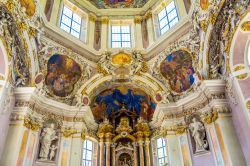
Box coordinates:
[18,22,27,32]
[81,131,86,140]
[0,75,4,80]
[203,111,218,124]
[234,65,248,80]
[241,21,250,31]
[23,116,41,131]
[173,125,186,135]
[134,16,142,24]
[61,127,77,138]
[246,100,250,109]
[89,13,97,22]
[200,0,209,10]
[101,17,109,24]
[200,20,208,32]
[5,0,15,12]
[145,11,152,20]
[19,0,36,17]
[28,27,36,38]
[112,53,132,65]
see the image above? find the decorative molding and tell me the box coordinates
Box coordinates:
[241,21,250,31]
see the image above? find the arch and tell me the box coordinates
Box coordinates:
[0,38,9,81]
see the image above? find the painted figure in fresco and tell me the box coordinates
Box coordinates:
[189,117,208,153]
[39,123,58,160]
[92,88,155,121]
[160,51,195,93]
[46,54,81,97]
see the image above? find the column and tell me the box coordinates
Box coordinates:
[138,141,144,166]
[101,17,109,51]
[145,11,155,47]
[133,142,138,166]
[88,13,96,48]
[69,133,82,166]
[145,140,151,166]
[134,16,143,50]
[105,142,111,166]
[166,133,182,166]
[214,107,246,165]
[99,139,105,166]
[112,143,116,166]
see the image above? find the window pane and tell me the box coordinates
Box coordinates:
[166,1,175,13]
[72,21,81,32]
[157,138,163,147]
[158,1,178,35]
[121,34,130,42]
[73,13,81,23]
[158,9,166,21]
[63,6,73,17]
[111,25,131,48]
[71,30,80,38]
[112,42,121,48]
[60,23,70,33]
[121,26,130,33]
[112,26,120,33]
[60,6,82,39]
[61,15,71,26]
[87,141,93,150]
[168,10,178,21]
[122,42,131,48]
[112,34,121,41]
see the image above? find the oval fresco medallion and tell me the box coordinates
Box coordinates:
[160,50,195,93]
[45,54,81,97]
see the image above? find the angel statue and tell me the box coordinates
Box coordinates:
[189,117,208,153]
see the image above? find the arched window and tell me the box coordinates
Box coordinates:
[156,138,168,166]
[82,140,93,166]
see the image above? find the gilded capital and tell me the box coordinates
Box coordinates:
[101,17,109,24]
[203,110,218,124]
[246,100,250,109]
[145,11,152,20]
[89,13,97,22]
[61,127,77,138]
[134,16,142,24]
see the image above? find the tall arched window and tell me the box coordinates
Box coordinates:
[156,138,168,166]
[82,140,93,166]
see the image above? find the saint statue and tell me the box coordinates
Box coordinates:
[39,123,58,160]
[189,117,208,153]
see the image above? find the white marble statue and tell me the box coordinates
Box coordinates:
[49,145,58,161]
[39,123,58,160]
[189,117,208,153]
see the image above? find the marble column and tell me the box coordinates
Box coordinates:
[165,133,182,166]
[134,16,143,50]
[88,13,96,48]
[133,142,138,166]
[105,142,111,166]
[214,108,247,165]
[138,141,144,166]
[145,140,151,166]
[101,17,109,51]
[145,11,155,47]
[69,133,82,166]
[99,139,104,166]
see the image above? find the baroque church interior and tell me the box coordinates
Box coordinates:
[0,0,250,166]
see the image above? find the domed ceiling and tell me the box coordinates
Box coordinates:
[87,0,148,9]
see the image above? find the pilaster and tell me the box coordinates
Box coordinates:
[134,16,143,50]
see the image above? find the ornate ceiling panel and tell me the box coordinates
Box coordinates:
[87,0,148,9]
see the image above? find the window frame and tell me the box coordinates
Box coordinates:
[59,6,82,39]
[248,40,250,67]
[156,138,168,166]
[111,25,132,48]
[157,0,179,35]
[82,139,93,166]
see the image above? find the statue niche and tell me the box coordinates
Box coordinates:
[187,114,209,154]
[37,120,59,162]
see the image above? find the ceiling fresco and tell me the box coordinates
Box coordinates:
[91,86,155,122]
[88,0,148,9]
[45,54,81,97]
[160,50,195,93]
